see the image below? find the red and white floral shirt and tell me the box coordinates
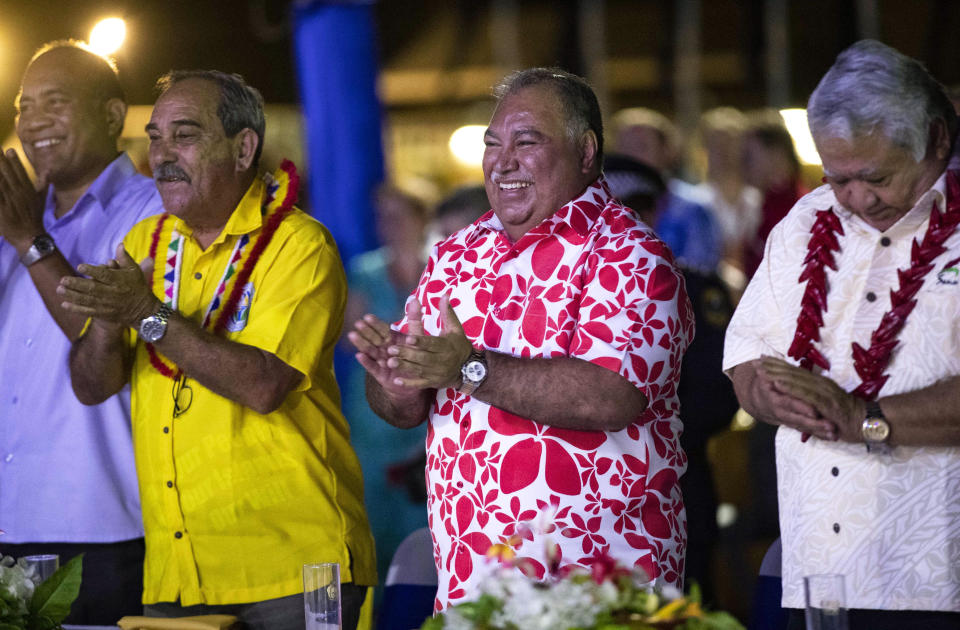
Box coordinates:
[398,178,694,610]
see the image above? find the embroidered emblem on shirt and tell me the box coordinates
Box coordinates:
[226,282,254,332]
[937,256,960,285]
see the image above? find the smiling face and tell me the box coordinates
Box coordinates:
[482,84,598,242]
[146,78,252,230]
[16,49,120,188]
[817,128,949,231]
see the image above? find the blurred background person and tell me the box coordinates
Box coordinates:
[694,107,762,288]
[341,184,432,599]
[611,107,722,272]
[425,183,489,246]
[604,154,740,604]
[740,111,807,279]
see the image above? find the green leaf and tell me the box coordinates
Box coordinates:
[27,554,83,626]
[0,622,25,630]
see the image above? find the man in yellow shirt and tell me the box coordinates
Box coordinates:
[59,70,376,630]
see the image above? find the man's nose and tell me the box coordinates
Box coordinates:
[493,145,518,172]
[17,110,51,131]
[840,182,878,212]
[149,139,176,167]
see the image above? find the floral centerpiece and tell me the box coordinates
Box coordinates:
[0,554,82,630]
[421,541,743,630]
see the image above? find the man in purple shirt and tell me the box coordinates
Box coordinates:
[0,41,161,624]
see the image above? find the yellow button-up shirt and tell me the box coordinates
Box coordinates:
[123,177,376,605]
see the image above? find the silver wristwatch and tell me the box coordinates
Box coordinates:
[862,400,891,454]
[139,304,174,343]
[20,234,56,266]
[458,349,488,396]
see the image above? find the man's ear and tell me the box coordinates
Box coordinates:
[234,128,259,172]
[579,130,599,174]
[929,117,951,161]
[104,98,127,138]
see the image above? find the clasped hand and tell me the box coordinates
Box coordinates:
[57,243,160,328]
[0,149,45,248]
[754,356,864,442]
[349,294,473,392]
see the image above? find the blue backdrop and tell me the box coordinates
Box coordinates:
[292,0,382,264]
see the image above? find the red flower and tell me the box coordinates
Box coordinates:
[488,407,607,495]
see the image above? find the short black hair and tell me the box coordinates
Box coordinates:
[23,40,125,103]
[156,69,266,167]
[603,153,666,215]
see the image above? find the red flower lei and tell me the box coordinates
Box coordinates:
[144,159,300,379]
[788,170,960,399]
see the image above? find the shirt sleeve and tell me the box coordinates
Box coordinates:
[722,218,792,373]
[233,220,347,392]
[569,229,695,411]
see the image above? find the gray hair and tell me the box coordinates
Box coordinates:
[808,39,956,162]
[156,70,266,167]
[493,67,604,166]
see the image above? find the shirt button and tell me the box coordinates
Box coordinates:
[174,531,183,539]
[166,481,174,488]
[194,272,202,280]
[492,306,501,316]
[831,467,839,477]
[11,396,17,405]
[880,236,891,246]
[163,426,170,434]
[24,338,32,348]
[866,292,877,302]
[4,454,13,463]
[833,522,841,534]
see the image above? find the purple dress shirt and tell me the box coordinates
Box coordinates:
[0,153,161,542]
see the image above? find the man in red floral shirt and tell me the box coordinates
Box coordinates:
[349,68,694,610]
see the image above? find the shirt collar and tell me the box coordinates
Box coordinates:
[172,176,265,247]
[475,176,611,244]
[43,152,137,217]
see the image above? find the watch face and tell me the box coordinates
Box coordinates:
[34,235,55,255]
[863,418,890,442]
[140,316,167,343]
[463,359,487,383]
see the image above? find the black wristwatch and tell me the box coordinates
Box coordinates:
[20,234,56,266]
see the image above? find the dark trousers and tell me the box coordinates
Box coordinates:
[0,538,144,626]
[145,583,367,630]
[787,606,960,630]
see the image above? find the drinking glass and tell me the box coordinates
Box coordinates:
[304,562,341,630]
[804,573,849,630]
[22,554,59,583]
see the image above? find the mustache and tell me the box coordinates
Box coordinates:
[153,162,191,183]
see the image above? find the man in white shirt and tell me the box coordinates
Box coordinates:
[724,40,960,630]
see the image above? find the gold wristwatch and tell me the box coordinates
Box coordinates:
[861,400,891,454]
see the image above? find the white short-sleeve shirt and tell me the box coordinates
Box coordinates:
[724,174,960,611]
